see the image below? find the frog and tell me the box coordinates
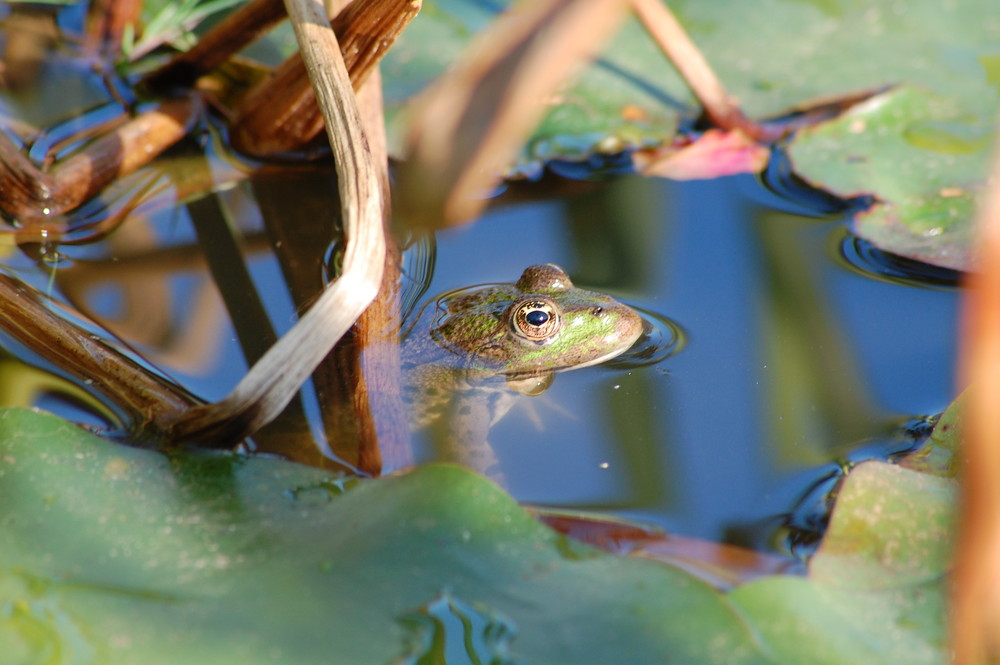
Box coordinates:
[401,263,643,478]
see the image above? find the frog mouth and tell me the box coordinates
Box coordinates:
[497,341,639,378]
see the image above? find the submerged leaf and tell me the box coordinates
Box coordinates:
[634,129,769,180]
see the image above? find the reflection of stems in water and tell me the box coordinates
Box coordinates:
[187,193,279,366]
[0,97,199,224]
[756,213,879,465]
[250,165,384,473]
[248,79,409,474]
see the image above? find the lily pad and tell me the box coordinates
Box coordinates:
[0,406,964,663]
[730,576,946,665]
[0,408,765,665]
[731,460,953,665]
[809,462,954,589]
[789,86,991,271]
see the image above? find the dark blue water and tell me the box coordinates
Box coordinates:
[6,160,957,552]
[412,172,958,548]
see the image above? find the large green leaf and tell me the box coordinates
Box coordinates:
[731,460,952,665]
[0,408,765,664]
[0,406,963,663]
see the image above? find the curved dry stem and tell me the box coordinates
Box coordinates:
[171,0,385,444]
[629,0,770,140]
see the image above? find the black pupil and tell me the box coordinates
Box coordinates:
[525,310,549,326]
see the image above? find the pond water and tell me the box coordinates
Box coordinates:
[406,171,959,550]
[0,3,960,554]
[5,153,958,555]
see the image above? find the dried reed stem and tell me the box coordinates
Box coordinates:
[0,274,197,432]
[232,0,420,157]
[629,0,767,139]
[139,0,285,89]
[400,0,628,228]
[0,97,198,224]
[172,0,385,443]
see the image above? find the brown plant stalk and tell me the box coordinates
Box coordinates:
[399,0,631,228]
[629,0,769,140]
[952,143,1000,663]
[0,274,197,434]
[0,96,199,225]
[139,0,287,89]
[231,0,421,157]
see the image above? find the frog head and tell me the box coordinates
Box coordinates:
[430,264,643,379]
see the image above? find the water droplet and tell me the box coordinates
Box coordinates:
[285,477,356,503]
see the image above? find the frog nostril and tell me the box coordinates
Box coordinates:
[590,306,604,317]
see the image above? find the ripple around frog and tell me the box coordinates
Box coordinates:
[603,306,685,370]
[833,229,961,291]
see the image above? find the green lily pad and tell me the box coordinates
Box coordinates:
[809,462,954,589]
[789,86,991,271]
[731,460,952,665]
[0,408,765,664]
[730,576,946,665]
[0,406,964,664]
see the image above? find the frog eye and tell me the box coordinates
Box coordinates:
[511,299,560,341]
